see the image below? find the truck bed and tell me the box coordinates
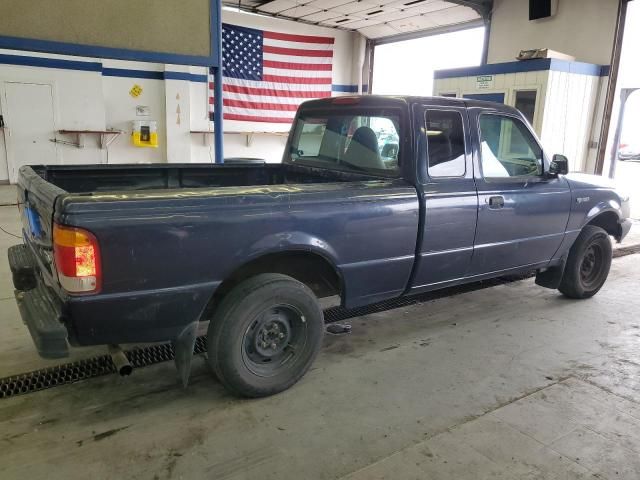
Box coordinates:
[31,163,370,194]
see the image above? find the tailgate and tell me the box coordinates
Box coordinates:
[17,166,66,277]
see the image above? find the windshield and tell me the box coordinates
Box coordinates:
[287,110,401,176]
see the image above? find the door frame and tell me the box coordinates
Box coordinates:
[408,101,479,293]
[0,79,60,183]
[468,106,571,275]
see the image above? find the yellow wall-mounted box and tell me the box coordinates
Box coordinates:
[132,120,158,148]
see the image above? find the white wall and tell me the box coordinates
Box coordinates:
[0,9,363,181]
[102,60,167,164]
[488,0,619,65]
[0,54,106,179]
[0,51,170,180]
[434,70,549,135]
[434,66,603,172]
[539,70,601,171]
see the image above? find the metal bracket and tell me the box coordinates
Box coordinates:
[55,130,122,149]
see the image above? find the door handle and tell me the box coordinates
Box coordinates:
[488,195,504,209]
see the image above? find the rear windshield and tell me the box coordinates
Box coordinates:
[287,109,401,176]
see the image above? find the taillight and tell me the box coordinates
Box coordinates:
[53,223,102,294]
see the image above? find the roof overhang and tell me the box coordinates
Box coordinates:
[224,1,492,40]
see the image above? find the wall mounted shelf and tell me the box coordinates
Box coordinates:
[56,130,123,149]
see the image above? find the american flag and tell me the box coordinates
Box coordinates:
[209,23,334,124]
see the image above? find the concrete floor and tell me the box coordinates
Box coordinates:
[1,188,640,479]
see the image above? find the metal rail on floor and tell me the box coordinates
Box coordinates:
[1,247,637,400]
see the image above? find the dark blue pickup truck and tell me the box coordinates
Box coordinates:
[9,96,631,397]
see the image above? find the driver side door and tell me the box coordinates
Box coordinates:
[470,110,571,275]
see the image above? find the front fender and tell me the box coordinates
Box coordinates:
[585,200,623,226]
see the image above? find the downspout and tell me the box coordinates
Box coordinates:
[213,0,224,164]
[481,12,492,65]
[366,39,376,95]
[353,34,367,94]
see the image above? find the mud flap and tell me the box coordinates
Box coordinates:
[172,321,198,387]
[535,258,566,289]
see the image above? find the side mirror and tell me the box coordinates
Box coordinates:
[549,154,569,175]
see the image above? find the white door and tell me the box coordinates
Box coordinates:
[2,82,57,183]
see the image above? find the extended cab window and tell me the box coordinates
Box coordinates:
[426,110,466,177]
[289,111,400,176]
[479,114,543,178]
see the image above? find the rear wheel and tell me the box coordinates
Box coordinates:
[558,225,612,299]
[207,273,324,397]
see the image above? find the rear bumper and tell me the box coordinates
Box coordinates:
[9,244,69,358]
[8,243,217,355]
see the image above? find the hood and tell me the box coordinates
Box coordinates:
[563,173,617,190]
[564,173,630,206]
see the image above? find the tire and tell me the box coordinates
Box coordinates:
[207,273,324,398]
[558,225,612,299]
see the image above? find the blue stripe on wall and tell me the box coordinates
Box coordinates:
[332,84,358,93]
[0,53,102,72]
[332,84,368,93]
[434,59,609,79]
[164,71,208,82]
[102,68,164,80]
[0,52,372,90]
[0,53,211,81]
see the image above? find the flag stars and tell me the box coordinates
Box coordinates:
[222,25,264,81]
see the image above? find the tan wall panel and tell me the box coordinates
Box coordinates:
[0,0,211,56]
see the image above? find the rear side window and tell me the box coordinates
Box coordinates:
[426,110,466,177]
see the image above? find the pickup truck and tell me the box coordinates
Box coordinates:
[9,95,632,398]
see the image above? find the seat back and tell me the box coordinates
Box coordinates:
[343,126,385,170]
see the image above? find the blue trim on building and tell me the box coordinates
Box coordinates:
[0,0,220,67]
[164,71,208,82]
[463,93,506,103]
[0,53,102,72]
[332,84,358,93]
[102,68,164,80]
[547,59,607,76]
[434,59,610,79]
[0,53,211,81]
[0,51,368,92]
[332,84,369,93]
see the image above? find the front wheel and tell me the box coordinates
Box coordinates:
[207,273,324,398]
[558,225,612,299]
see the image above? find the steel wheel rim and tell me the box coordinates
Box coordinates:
[242,304,308,377]
[580,243,603,288]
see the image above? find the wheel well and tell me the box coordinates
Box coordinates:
[204,251,342,319]
[587,211,621,239]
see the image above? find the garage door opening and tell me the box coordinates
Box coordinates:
[607,1,640,220]
[612,88,640,220]
[371,26,485,96]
